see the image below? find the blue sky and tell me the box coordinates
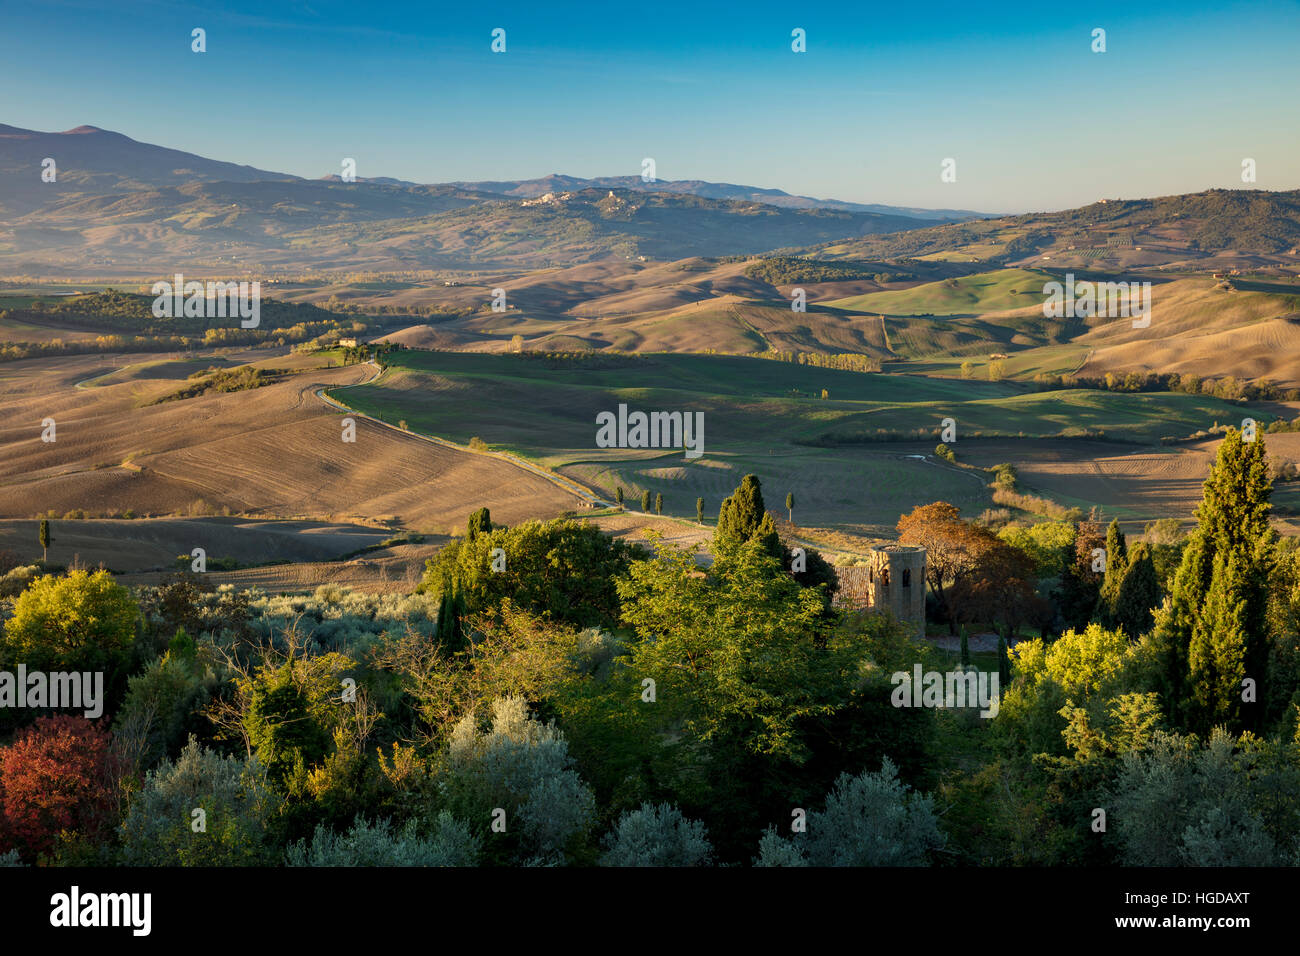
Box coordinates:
[3,0,1298,213]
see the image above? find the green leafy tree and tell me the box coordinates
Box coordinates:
[1,570,139,673]
[998,520,1075,578]
[421,518,642,630]
[616,537,841,761]
[996,624,1139,760]
[1150,430,1275,732]
[242,661,333,786]
[117,638,220,770]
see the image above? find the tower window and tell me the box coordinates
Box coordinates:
[903,568,911,587]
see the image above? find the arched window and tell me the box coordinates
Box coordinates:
[902,568,911,587]
[881,568,890,586]
[868,567,873,583]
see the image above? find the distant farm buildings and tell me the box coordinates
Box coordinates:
[337,338,358,348]
[833,544,927,637]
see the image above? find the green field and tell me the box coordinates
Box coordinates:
[826,268,1053,316]
[328,350,1269,536]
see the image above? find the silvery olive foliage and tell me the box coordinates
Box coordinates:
[572,626,625,677]
[1108,729,1290,866]
[599,802,712,867]
[443,696,595,864]
[286,812,480,867]
[756,757,944,867]
[247,586,438,653]
[121,736,274,866]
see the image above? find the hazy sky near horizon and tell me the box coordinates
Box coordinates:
[3,0,1298,214]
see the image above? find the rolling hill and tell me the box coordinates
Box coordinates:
[804,189,1300,272]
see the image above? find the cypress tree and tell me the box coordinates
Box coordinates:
[38,519,51,563]
[640,490,651,513]
[467,508,492,542]
[786,492,795,523]
[616,486,624,509]
[1113,542,1160,639]
[752,513,781,560]
[436,584,466,650]
[1095,518,1129,625]
[654,492,663,515]
[1059,520,1105,631]
[696,497,704,523]
[716,474,767,545]
[997,631,1012,687]
[1150,429,1275,732]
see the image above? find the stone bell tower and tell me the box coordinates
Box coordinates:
[866,544,926,637]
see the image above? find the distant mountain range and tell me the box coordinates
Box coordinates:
[437,174,991,221]
[0,124,971,274]
[1,124,1297,277]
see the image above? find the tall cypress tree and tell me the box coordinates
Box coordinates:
[1095,518,1129,625]
[1113,542,1160,639]
[1059,520,1105,630]
[1150,429,1275,732]
[716,475,767,543]
[997,631,1012,687]
[436,584,466,650]
[467,508,492,542]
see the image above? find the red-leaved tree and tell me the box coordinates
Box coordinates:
[0,715,116,860]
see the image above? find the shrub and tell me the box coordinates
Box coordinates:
[116,641,219,770]
[120,737,274,866]
[441,696,595,865]
[285,813,480,866]
[754,758,944,866]
[600,803,712,867]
